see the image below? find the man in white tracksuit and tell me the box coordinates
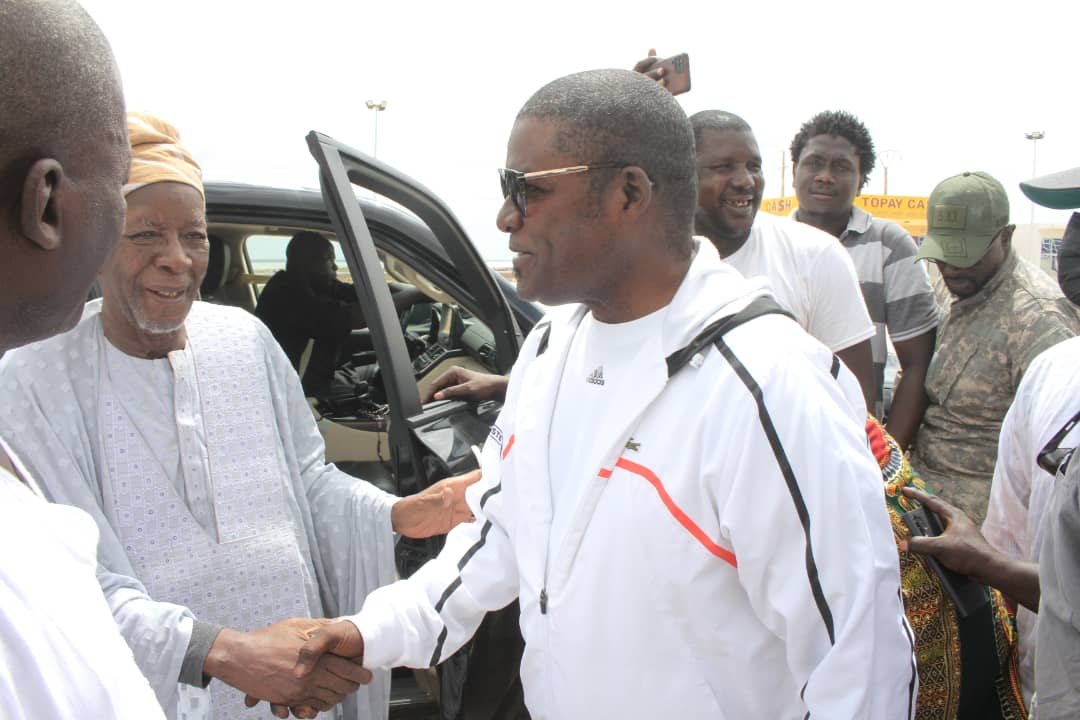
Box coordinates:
[289,69,916,719]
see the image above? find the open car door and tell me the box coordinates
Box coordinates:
[307,131,529,720]
[307,131,521,494]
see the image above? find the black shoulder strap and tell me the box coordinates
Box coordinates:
[665,296,793,378]
[532,321,552,357]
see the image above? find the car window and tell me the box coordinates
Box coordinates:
[237,226,500,392]
[246,234,291,275]
[244,233,351,293]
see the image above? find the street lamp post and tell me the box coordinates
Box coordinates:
[881,149,901,195]
[366,100,388,159]
[779,150,787,199]
[1025,131,1045,225]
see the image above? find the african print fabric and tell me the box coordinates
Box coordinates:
[868,417,1027,720]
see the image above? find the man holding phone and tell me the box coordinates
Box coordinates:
[633,49,693,95]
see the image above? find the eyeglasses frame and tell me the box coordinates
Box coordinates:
[498,162,629,217]
[1037,408,1080,476]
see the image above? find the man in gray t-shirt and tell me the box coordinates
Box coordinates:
[790,110,938,449]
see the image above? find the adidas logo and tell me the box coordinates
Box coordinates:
[586,366,605,386]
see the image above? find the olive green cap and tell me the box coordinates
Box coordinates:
[917,171,1010,268]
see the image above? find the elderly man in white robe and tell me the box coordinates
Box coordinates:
[0,112,476,720]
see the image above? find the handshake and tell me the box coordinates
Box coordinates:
[210,616,368,719]
[209,470,483,717]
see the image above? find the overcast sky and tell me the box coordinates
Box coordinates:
[83,0,1080,262]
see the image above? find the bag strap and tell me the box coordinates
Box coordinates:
[665,296,793,377]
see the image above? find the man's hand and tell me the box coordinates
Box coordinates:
[900,486,996,581]
[247,645,373,720]
[901,486,1041,610]
[421,367,509,403]
[392,470,481,538]
[204,618,371,717]
[295,620,365,678]
[631,48,670,90]
[258,619,364,717]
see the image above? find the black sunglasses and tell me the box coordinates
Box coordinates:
[498,162,628,217]
[1037,409,1080,475]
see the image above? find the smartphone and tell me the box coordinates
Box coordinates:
[901,506,989,618]
[655,53,691,95]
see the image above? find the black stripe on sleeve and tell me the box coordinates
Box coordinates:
[535,322,552,356]
[429,577,463,666]
[434,577,462,613]
[428,518,499,666]
[479,482,502,509]
[457,520,494,570]
[830,354,841,379]
[429,627,449,668]
[714,337,837,645]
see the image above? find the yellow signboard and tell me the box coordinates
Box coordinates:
[760,197,799,216]
[855,195,929,221]
[760,195,929,236]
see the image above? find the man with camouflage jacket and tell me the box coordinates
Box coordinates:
[909,171,1079,525]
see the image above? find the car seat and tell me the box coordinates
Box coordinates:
[199,234,231,303]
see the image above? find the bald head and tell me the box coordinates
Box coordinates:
[1,0,124,187]
[689,110,753,145]
[0,0,129,353]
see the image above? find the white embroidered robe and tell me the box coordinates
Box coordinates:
[0,301,397,720]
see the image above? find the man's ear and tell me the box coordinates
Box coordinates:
[617,166,653,217]
[1000,224,1015,254]
[19,159,65,251]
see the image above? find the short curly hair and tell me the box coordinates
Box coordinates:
[789,110,876,189]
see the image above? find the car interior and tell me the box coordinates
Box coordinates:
[200,223,497,493]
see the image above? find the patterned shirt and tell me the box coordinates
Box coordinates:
[910,250,1080,524]
[796,206,939,417]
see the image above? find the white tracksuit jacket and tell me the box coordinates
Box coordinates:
[352,246,917,719]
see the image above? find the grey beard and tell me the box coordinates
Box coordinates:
[132,308,186,336]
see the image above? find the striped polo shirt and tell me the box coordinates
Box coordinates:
[797,206,939,417]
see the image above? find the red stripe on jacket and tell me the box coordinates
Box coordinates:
[601,458,737,568]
